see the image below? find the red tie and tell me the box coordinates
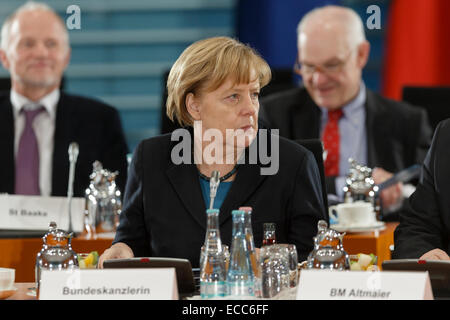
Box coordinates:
[322,109,343,176]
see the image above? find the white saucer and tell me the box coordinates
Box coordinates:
[331,221,386,233]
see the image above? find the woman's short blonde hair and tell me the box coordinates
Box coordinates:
[166,36,272,127]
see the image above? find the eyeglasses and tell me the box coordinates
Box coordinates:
[294,50,354,76]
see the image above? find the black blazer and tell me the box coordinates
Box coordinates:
[260,87,432,194]
[0,92,129,197]
[393,119,450,258]
[113,129,327,267]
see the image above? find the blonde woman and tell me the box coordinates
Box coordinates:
[99,37,326,268]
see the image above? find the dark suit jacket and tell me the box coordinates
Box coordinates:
[393,119,450,258]
[0,91,129,197]
[113,129,327,267]
[260,87,432,194]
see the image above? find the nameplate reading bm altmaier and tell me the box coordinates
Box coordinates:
[0,194,85,232]
[297,269,433,300]
[39,268,178,300]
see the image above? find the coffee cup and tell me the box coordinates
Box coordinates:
[329,201,376,226]
[0,268,15,291]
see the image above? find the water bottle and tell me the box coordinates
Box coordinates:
[227,210,254,298]
[200,209,227,299]
[239,206,261,297]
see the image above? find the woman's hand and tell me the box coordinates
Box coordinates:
[98,242,134,268]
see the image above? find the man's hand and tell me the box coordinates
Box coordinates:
[419,249,450,260]
[372,167,403,210]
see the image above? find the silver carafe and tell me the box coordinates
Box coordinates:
[306,220,350,270]
[84,161,122,238]
[35,222,78,296]
[343,158,380,215]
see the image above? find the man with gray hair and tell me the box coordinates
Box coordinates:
[260,5,432,219]
[0,2,129,197]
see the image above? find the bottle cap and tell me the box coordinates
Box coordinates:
[206,209,220,215]
[231,210,245,216]
[238,206,252,213]
[263,222,276,231]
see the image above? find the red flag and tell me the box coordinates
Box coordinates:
[382,0,450,100]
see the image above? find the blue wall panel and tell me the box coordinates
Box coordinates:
[237,0,339,68]
[70,44,189,63]
[76,10,235,30]
[66,78,162,96]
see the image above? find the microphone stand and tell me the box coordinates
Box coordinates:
[67,142,79,234]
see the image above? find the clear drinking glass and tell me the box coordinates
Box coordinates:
[259,244,290,298]
[277,244,299,288]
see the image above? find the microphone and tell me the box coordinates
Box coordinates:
[67,142,79,233]
[209,170,220,210]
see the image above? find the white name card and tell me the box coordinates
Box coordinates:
[297,270,433,300]
[0,194,85,232]
[39,268,179,300]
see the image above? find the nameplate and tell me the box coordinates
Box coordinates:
[39,268,178,300]
[297,270,433,300]
[0,194,85,232]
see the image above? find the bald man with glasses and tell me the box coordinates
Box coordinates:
[260,5,432,219]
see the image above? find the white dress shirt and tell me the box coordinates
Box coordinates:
[11,89,59,196]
